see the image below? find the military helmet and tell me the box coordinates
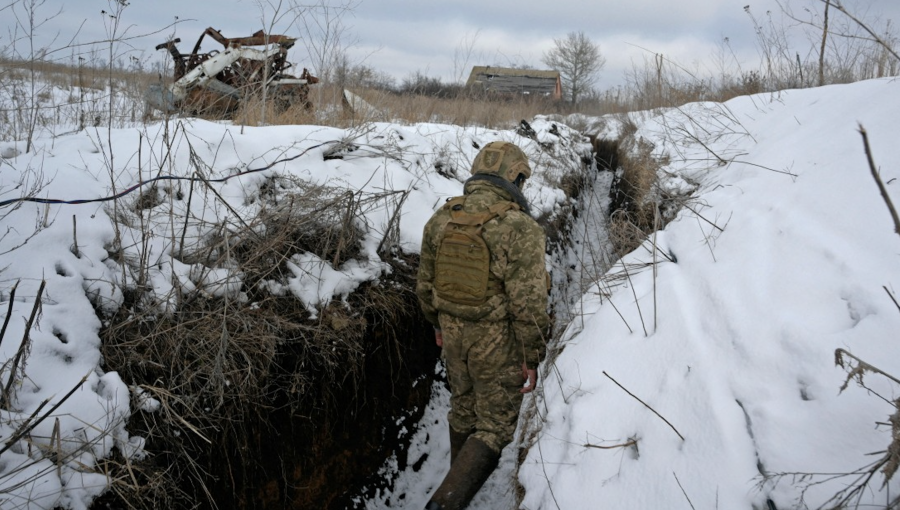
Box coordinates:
[471,141,532,185]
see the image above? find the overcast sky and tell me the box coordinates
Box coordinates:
[4,0,900,89]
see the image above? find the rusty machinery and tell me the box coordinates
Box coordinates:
[146,27,319,117]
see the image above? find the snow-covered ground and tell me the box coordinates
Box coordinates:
[0,106,583,508]
[370,78,900,510]
[2,76,900,510]
[520,79,900,509]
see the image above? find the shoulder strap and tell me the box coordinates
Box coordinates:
[487,201,520,218]
[443,196,520,226]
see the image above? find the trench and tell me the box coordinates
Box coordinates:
[93,133,629,510]
[195,290,440,510]
[95,258,441,510]
[544,135,620,333]
[199,309,440,509]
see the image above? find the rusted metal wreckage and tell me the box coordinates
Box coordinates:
[146,27,319,117]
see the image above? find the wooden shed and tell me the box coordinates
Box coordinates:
[466,66,562,100]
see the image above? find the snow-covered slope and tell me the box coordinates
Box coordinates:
[2,76,899,510]
[0,112,585,508]
[518,78,900,510]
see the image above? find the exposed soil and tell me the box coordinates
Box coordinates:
[199,305,438,509]
[94,259,440,509]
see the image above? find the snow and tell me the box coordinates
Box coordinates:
[1,76,900,509]
[518,79,900,510]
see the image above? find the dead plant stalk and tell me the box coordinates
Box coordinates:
[603,370,685,441]
[858,125,900,237]
[620,258,648,337]
[2,279,45,407]
[0,282,19,350]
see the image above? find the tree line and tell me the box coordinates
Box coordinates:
[333,30,605,104]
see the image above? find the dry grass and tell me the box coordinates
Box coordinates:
[230,84,566,129]
[3,6,897,505]
[0,56,162,138]
[3,0,899,135]
[6,16,898,134]
[605,119,672,257]
[754,349,900,510]
[97,175,420,508]
[354,87,561,127]
[0,57,157,90]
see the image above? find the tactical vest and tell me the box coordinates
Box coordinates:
[433,197,519,306]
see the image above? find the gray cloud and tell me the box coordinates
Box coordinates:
[5,0,898,89]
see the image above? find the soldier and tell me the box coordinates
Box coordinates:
[417,141,550,510]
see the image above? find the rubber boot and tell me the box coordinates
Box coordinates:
[449,426,472,464]
[426,436,500,510]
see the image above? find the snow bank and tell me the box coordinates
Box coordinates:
[519,78,900,510]
[0,113,585,508]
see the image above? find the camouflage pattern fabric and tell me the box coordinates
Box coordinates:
[417,172,551,452]
[440,313,523,453]
[470,140,533,182]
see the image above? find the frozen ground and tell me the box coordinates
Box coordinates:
[2,77,900,510]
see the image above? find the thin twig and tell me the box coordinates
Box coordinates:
[603,371,685,441]
[537,436,563,510]
[682,202,725,232]
[729,159,798,178]
[620,259,648,337]
[818,0,830,87]
[190,153,261,241]
[179,175,195,259]
[698,217,718,263]
[835,348,900,387]
[3,280,45,407]
[858,125,900,237]
[673,471,697,510]
[584,440,637,450]
[376,189,410,255]
[884,286,900,314]
[604,292,634,334]
[1,398,49,448]
[0,281,19,351]
[71,214,79,257]
[0,371,90,456]
[823,1,900,63]
[52,417,62,480]
[653,205,659,332]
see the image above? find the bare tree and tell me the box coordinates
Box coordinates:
[452,29,483,85]
[817,0,900,64]
[541,31,605,104]
[773,0,899,87]
[294,0,360,113]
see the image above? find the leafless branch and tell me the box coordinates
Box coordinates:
[884,286,900,314]
[835,348,900,390]
[2,279,44,408]
[822,0,900,63]
[583,439,637,450]
[858,124,900,237]
[0,281,18,351]
[603,370,685,441]
[673,471,697,510]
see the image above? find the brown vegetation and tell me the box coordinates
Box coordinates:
[3,3,898,508]
[96,178,439,508]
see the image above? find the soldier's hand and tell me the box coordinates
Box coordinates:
[434,328,443,348]
[521,363,537,394]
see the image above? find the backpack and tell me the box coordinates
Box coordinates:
[433,197,519,306]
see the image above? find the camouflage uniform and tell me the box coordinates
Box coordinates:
[417,144,550,454]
